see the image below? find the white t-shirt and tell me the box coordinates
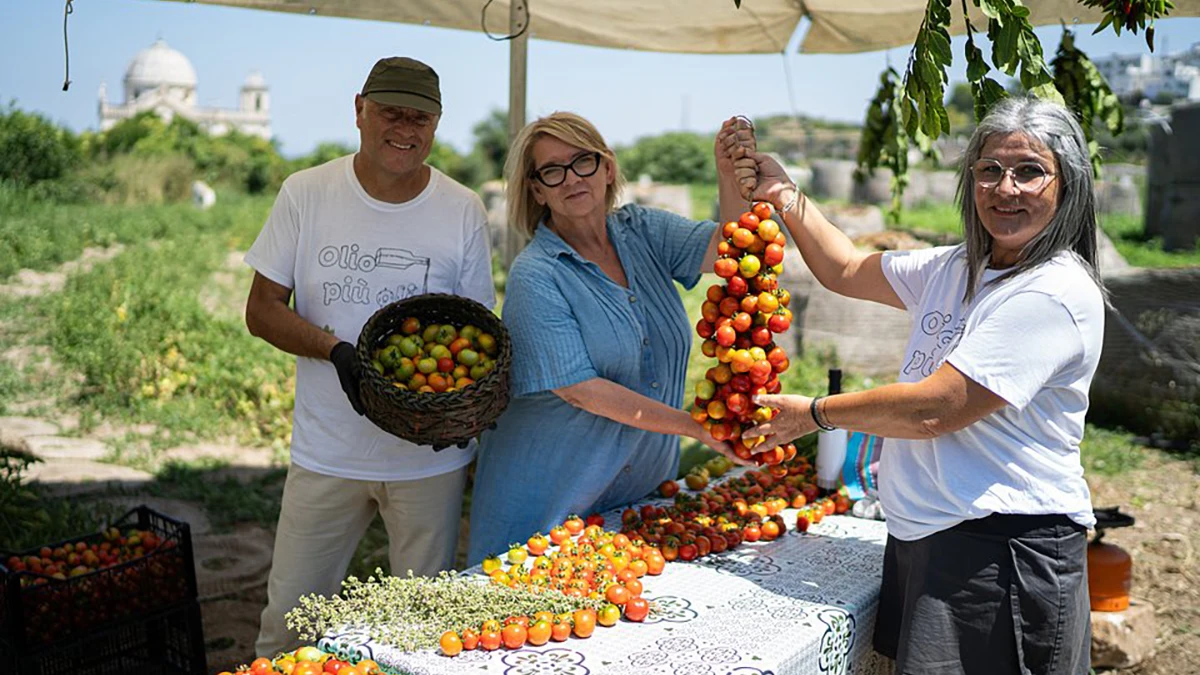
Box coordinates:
[879,245,1104,541]
[244,155,496,481]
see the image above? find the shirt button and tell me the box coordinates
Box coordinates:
[629,295,637,303]
[622,465,632,474]
[651,381,660,389]
[643,338,650,346]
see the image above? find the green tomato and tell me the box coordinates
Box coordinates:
[394,360,416,382]
[398,336,422,358]
[435,324,458,346]
[379,345,402,370]
[457,348,480,366]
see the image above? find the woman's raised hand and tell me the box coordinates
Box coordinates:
[716,117,758,196]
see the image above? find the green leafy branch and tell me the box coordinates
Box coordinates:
[1052,26,1125,176]
[856,0,1161,215]
[1080,0,1174,51]
[857,68,922,224]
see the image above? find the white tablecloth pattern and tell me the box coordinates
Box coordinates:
[319,513,895,675]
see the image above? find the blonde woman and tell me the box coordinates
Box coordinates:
[467,112,750,564]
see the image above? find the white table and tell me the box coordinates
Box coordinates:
[319,511,895,675]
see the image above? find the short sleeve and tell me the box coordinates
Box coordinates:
[502,266,598,398]
[881,245,958,310]
[243,182,299,288]
[631,206,716,289]
[946,291,1083,410]
[455,194,497,309]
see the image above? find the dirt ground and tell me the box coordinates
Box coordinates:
[1087,451,1200,674]
[196,452,1200,674]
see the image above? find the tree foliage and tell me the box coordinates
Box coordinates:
[0,103,81,186]
[618,132,715,185]
[1052,27,1125,175]
[854,0,1160,213]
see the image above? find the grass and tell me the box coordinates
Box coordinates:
[0,181,222,281]
[689,182,719,221]
[5,192,296,453]
[1080,424,1148,477]
[895,202,963,237]
[1099,212,1200,268]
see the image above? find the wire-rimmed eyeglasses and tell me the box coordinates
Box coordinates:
[971,159,1056,192]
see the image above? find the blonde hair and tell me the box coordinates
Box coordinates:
[504,112,626,237]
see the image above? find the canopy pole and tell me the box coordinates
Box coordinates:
[504,0,530,269]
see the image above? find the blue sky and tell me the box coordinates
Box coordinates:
[2,1,1198,157]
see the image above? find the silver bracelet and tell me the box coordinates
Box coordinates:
[779,184,800,217]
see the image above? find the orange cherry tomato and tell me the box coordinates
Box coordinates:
[439,630,463,656]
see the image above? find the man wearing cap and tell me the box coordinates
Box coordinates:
[244,56,495,657]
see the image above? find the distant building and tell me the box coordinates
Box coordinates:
[1094,42,1200,102]
[98,39,270,140]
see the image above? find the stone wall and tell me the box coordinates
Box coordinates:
[1146,102,1200,251]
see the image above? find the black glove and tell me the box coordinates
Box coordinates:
[329,341,365,415]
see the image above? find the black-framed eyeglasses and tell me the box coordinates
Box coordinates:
[530,152,601,188]
[971,159,1056,192]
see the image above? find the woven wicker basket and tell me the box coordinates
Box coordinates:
[355,293,511,450]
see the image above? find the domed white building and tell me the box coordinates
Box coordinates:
[98,39,271,140]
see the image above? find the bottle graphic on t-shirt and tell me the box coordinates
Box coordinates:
[317,243,431,306]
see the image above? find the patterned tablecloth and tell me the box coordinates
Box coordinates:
[320,508,895,675]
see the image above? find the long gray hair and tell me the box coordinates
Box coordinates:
[957,96,1107,302]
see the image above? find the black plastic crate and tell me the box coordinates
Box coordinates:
[0,505,198,650]
[2,600,207,675]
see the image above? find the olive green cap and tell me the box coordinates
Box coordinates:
[361,57,441,115]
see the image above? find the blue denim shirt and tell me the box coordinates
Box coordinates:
[467,204,715,564]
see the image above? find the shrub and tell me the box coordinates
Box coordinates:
[0,103,81,186]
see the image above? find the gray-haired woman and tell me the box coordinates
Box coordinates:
[731,97,1104,674]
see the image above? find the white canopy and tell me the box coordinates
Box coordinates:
[156,0,1198,54]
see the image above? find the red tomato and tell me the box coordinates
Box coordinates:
[479,629,502,651]
[752,202,773,222]
[501,623,528,649]
[527,619,552,645]
[586,513,605,528]
[551,619,572,641]
[548,526,570,545]
[623,596,651,622]
[572,609,597,638]
[460,628,479,650]
[714,258,738,279]
[564,515,585,535]
[726,274,749,297]
[605,584,631,605]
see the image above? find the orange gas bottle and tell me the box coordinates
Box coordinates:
[1088,507,1135,612]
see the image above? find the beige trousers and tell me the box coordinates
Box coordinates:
[255,462,468,657]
